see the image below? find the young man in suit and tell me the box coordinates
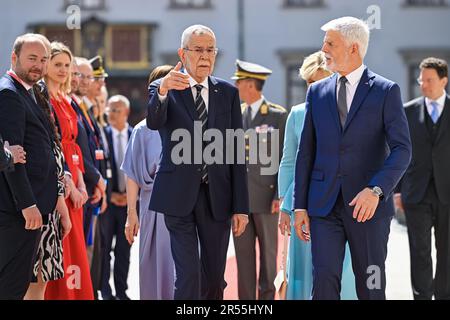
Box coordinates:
[293,17,412,300]
[232,60,287,300]
[395,57,450,300]
[147,24,249,300]
[100,95,133,300]
[0,34,59,299]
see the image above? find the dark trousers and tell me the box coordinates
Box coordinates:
[310,193,391,300]
[0,214,40,300]
[83,204,94,243]
[233,212,278,300]
[164,183,231,300]
[404,181,450,300]
[99,203,131,299]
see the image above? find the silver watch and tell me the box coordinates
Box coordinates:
[371,186,383,198]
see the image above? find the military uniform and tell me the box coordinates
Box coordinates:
[232,60,287,300]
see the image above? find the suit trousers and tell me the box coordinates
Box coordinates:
[99,203,131,299]
[310,193,391,300]
[404,180,450,300]
[164,183,231,300]
[233,211,278,300]
[0,214,41,300]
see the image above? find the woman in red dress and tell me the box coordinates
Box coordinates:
[43,42,94,300]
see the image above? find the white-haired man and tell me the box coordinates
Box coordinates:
[293,17,412,299]
[147,24,249,299]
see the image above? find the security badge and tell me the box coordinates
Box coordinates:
[95,149,105,160]
[72,154,80,166]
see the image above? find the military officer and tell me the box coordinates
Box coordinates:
[232,59,287,300]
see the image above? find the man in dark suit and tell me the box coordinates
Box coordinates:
[395,57,450,300]
[232,60,287,300]
[0,34,58,299]
[100,95,133,300]
[293,17,412,300]
[147,24,249,300]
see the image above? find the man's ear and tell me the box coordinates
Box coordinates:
[11,51,17,68]
[177,48,185,66]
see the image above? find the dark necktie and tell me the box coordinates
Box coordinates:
[243,105,252,130]
[194,84,208,183]
[28,88,37,104]
[337,76,348,128]
[117,132,126,192]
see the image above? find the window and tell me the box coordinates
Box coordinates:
[399,49,450,100]
[170,0,212,9]
[404,0,448,6]
[284,0,324,8]
[278,49,317,109]
[105,25,152,69]
[34,25,82,56]
[64,0,106,10]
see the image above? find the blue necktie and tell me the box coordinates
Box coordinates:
[430,101,439,124]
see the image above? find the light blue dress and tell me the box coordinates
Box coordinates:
[278,103,357,300]
[121,119,174,300]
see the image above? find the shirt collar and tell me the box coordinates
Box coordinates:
[250,96,265,113]
[111,124,129,137]
[187,73,209,91]
[8,69,33,91]
[338,64,365,86]
[425,90,447,108]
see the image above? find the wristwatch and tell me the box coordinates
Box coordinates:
[370,186,384,199]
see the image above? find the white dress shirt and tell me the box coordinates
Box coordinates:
[337,64,366,112]
[248,96,265,120]
[425,90,447,119]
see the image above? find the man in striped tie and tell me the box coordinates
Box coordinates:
[147,24,249,300]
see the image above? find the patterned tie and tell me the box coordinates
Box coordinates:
[117,132,126,192]
[337,76,348,128]
[430,101,439,124]
[194,84,208,183]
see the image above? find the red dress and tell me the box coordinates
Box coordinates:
[45,94,94,300]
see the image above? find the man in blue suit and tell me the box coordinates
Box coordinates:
[293,17,412,300]
[147,24,249,300]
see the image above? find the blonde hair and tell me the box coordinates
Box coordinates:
[47,41,73,94]
[299,51,332,82]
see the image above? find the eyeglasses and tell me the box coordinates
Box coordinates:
[71,72,81,78]
[183,47,218,56]
[93,77,106,82]
[79,73,95,81]
[417,77,439,85]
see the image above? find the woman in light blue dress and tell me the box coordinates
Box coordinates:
[278,51,357,300]
[122,65,175,300]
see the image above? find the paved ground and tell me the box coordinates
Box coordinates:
[113,215,434,300]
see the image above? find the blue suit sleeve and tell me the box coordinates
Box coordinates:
[293,89,316,211]
[147,80,169,130]
[368,83,412,200]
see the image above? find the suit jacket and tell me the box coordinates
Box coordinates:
[0,74,58,216]
[242,100,287,213]
[0,135,13,172]
[104,125,133,194]
[71,99,102,196]
[293,68,412,218]
[146,76,249,221]
[398,94,450,205]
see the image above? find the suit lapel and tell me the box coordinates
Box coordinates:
[251,101,268,128]
[177,87,197,121]
[435,95,450,144]
[418,98,431,142]
[343,68,375,132]
[326,73,342,133]
[207,76,218,129]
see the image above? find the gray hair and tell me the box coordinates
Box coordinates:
[321,16,370,59]
[180,24,216,48]
[74,56,91,68]
[108,94,130,109]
